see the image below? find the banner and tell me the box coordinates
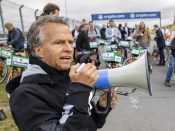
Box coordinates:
[91,12,161,21]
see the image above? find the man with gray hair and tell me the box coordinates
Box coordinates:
[9,15,117,131]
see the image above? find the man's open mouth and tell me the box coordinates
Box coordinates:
[60,56,71,60]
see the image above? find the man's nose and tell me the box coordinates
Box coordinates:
[64,42,73,51]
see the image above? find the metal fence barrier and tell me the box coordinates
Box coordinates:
[0,0,80,37]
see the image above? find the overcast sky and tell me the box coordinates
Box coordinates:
[6,0,175,27]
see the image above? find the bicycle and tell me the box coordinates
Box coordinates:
[152,45,170,65]
[99,42,123,68]
[123,42,145,66]
[0,45,13,83]
[6,51,28,83]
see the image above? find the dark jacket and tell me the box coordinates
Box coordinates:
[118,27,126,40]
[71,29,80,38]
[100,28,106,40]
[7,28,24,51]
[170,36,175,57]
[154,29,165,48]
[76,31,90,51]
[124,27,131,37]
[9,56,110,131]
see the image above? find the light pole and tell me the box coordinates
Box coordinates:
[65,0,68,18]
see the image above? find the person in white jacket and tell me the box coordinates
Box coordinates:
[105,20,121,44]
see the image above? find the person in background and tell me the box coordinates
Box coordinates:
[118,24,126,40]
[132,24,139,34]
[170,31,175,40]
[5,22,24,52]
[124,23,131,39]
[154,24,166,66]
[118,23,128,59]
[100,24,106,40]
[76,23,90,55]
[107,23,110,28]
[80,51,101,68]
[72,24,80,40]
[105,20,121,44]
[133,22,151,49]
[79,19,87,31]
[164,36,175,87]
[72,24,80,61]
[161,26,171,40]
[88,21,101,42]
[42,3,60,16]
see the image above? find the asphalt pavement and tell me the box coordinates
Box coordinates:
[99,65,175,131]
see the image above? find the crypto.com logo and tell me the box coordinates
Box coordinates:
[98,15,103,20]
[130,13,135,19]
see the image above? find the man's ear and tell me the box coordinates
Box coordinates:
[34,46,44,58]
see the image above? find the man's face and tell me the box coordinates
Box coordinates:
[102,24,106,28]
[109,22,114,28]
[140,22,145,29]
[83,24,89,31]
[89,55,97,62]
[89,22,94,28]
[35,23,74,70]
[75,25,79,30]
[154,26,158,31]
[5,25,13,31]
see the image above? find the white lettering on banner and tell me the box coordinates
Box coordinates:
[115,56,122,63]
[104,14,117,20]
[136,13,157,18]
[1,50,11,57]
[119,41,129,47]
[116,14,125,18]
[102,53,114,60]
[132,49,140,55]
[111,45,116,48]
[90,42,98,48]
[105,45,111,50]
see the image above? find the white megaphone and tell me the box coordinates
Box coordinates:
[95,51,152,96]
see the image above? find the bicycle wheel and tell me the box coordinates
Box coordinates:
[0,60,8,83]
[123,57,137,66]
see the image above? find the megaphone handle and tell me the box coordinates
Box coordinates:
[90,91,112,115]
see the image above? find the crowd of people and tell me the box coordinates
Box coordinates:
[1,2,175,131]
